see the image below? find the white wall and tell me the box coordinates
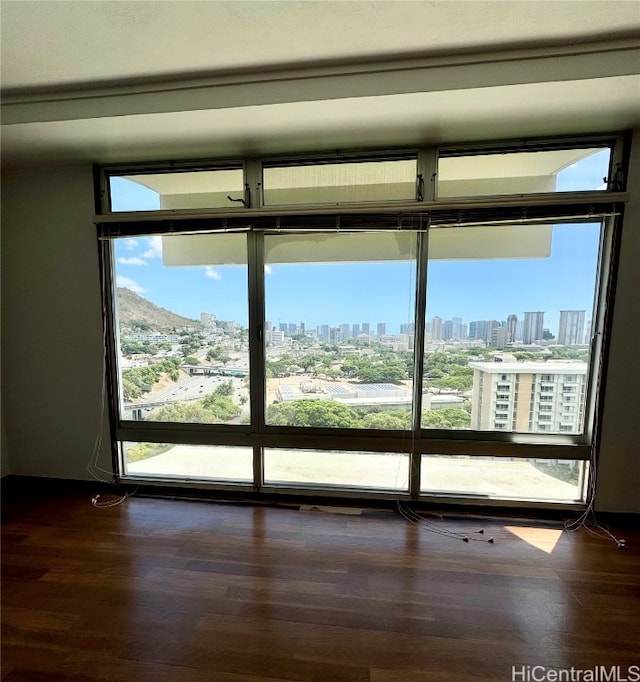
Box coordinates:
[595,130,640,513]
[1,148,638,512]
[1,165,112,480]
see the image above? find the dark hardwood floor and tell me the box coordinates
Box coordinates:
[2,486,639,681]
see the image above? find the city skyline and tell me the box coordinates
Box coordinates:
[114,222,599,337]
[262,309,588,344]
[112,152,605,337]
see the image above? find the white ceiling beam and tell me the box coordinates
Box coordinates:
[3,39,639,126]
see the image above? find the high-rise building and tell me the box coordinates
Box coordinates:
[340,323,351,340]
[377,322,386,338]
[506,314,518,343]
[490,323,507,347]
[451,317,463,340]
[352,323,360,338]
[523,311,545,344]
[486,320,501,343]
[558,310,586,346]
[317,324,329,341]
[469,360,587,433]
[477,321,490,342]
[361,323,370,338]
[430,316,443,341]
[443,319,453,341]
[469,319,499,343]
[400,322,415,335]
[329,326,342,344]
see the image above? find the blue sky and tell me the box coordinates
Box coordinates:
[111,150,607,335]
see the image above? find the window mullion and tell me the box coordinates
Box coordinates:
[582,216,616,446]
[245,158,264,210]
[409,230,429,498]
[247,230,266,488]
[417,147,437,202]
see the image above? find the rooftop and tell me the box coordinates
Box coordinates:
[469,361,588,374]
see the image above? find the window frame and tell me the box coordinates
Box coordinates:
[96,134,626,506]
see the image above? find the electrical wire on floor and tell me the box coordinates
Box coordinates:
[563,443,626,548]
[91,486,138,509]
[86,358,113,484]
[562,327,626,549]
[397,501,494,544]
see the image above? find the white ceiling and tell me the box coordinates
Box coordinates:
[1,1,639,168]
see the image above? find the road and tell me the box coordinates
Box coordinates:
[123,373,249,421]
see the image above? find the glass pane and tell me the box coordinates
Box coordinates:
[264,448,409,491]
[264,232,417,430]
[122,442,252,482]
[421,455,586,502]
[262,158,416,206]
[421,222,601,434]
[437,147,610,198]
[110,169,244,211]
[114,233,250,425]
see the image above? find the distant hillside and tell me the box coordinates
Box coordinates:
[117,288,200,331]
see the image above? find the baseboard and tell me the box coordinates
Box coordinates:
[2,474,638,529]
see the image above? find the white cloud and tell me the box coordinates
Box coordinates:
[116,275,146,294]
[118,257,148,266]
[205,267,222,280]
[264,264,274,275]
[123,238,139,251]
[142,236,163,259]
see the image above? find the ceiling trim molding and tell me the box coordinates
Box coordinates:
[3,38,639,126]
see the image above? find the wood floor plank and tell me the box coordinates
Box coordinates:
[3,489,639,681]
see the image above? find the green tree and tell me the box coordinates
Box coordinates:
[513,351,538,361]
[361,411,411,430]
[266,355,296,378]
[213,381,234,397]
[299,354,322,372]
[357,363,406,383]
[267,400,360,428]
[151,402,218,423]
[425,375,472,391]
[122,377,142,401]
[151,387,240,423]
[122,359,183,400]
[207,345,224,362]
[422,408,471,429]
[120,339,147,355]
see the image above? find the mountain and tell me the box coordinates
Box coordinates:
[117,288,200,331]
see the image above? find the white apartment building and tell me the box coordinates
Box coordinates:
[469,361,588,433]
[265,329,287,346]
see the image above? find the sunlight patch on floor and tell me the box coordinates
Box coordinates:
[504,525,563,553]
